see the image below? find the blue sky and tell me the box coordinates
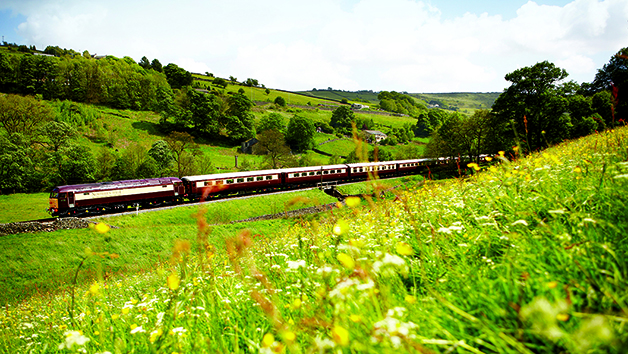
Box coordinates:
[0,0,626,93]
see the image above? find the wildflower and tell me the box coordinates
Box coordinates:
[395,242,414,256]
[405,295,417,304]
[573,167,582,173]
[332,325,349,346]
[333,220,349,235]
[350,314,362,323]
[498,151,505,157]
[262,333,274,347]
[167,273,180,291]
[89,281,100,296]
[58,331,90,350]
[485,156,493,162]
[556,314,570,321]
[130,325,145,334]
[467,163,480,171]
[337,253,355,270]
[149,328,163,343]
[547,281,558,289]
[282,330,296,342]
[345,196,361,208]
[94,222,110,234]
[286,260,306,270]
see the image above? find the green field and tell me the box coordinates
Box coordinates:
[1,127,625,353]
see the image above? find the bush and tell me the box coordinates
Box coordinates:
[274,96,287,107]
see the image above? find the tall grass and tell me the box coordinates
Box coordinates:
[0,128,626,353]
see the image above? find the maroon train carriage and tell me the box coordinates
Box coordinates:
[283,164,349,187]
[395,159,428,175]
[48,177,184,217]
[182,169,283,200]
[346,161,398,180]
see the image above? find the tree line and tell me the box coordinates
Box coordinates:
[424,48,626,160]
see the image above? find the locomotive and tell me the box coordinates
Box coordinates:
[47,156,478,217]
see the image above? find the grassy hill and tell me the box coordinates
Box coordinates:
[296,88,500,114]
[0,126,625,353]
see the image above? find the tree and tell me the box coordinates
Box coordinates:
[425,110,498,162]
[330,106,355,134]
[138,56,151,70]
[492,61,571,152]
[165,131,197,177]
[38,121,77,153]
[369,146,392,162]
[213,77,228,89]
[244,78,259,87]
[0,133,34,193]
[257,113,285,134]
[285,115,315,152]
[148,140,173,175]
[150,58,163,72]
[274,96,286,107]
[265,88,270,95]
[164,63,193,89]
[229,76,238,84]
[590,47,628,122]
[253,130,295,168]
[224,93,255,142]
[0,94,54,137]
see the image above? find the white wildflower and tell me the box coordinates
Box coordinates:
[58,331,90,350]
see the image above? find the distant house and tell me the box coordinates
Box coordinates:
[364,130,387,143]
[33,52,54,57]
[351,103,370,110]
[241,138,258,154]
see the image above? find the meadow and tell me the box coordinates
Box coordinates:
[1,126,626,353]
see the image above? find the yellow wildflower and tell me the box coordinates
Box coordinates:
[262,333,274,347]
[89,282,100,296]
[345,196,361,208]
[350,314,361,323]
[405,295,417,304]
[337,253,355,270]
[94,223,110,234]
[167,273,180,291]
[396,242,414,256]
[332,325,349,346]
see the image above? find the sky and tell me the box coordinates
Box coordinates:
[0,0,626,93]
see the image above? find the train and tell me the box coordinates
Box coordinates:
[47,156,482,217]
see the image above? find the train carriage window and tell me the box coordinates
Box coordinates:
[256,176,264,181]
[309,172,315,176]
[226,179,234,184]
[323,171,329,175]
[247,177,254,182]
[266,175,273,180]
[316,171,321,175]
[204,181,212,186]
[237,178,244,183]
[83,192,89,195]
[301,173,307,177]
[216,180,223,185]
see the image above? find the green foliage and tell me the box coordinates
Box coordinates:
[377,91,426,117]
[330,106,355,134]
[163,63,193,90]
[0,94,54,137]
[257,112,285,134]
[274,96,287,107]
[285,115,315,152]
[148,140,173,175]
[492,61,572,152]
[0,133,34,193]
[590,47,628,122]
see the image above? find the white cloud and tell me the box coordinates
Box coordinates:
[2,0,626,92]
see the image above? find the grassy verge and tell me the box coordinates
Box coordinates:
[2,128,626,353]
[0,193,50,223]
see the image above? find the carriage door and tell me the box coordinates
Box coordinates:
[68,192,75,208]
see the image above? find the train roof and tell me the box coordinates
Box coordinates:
[53,177,182,193]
